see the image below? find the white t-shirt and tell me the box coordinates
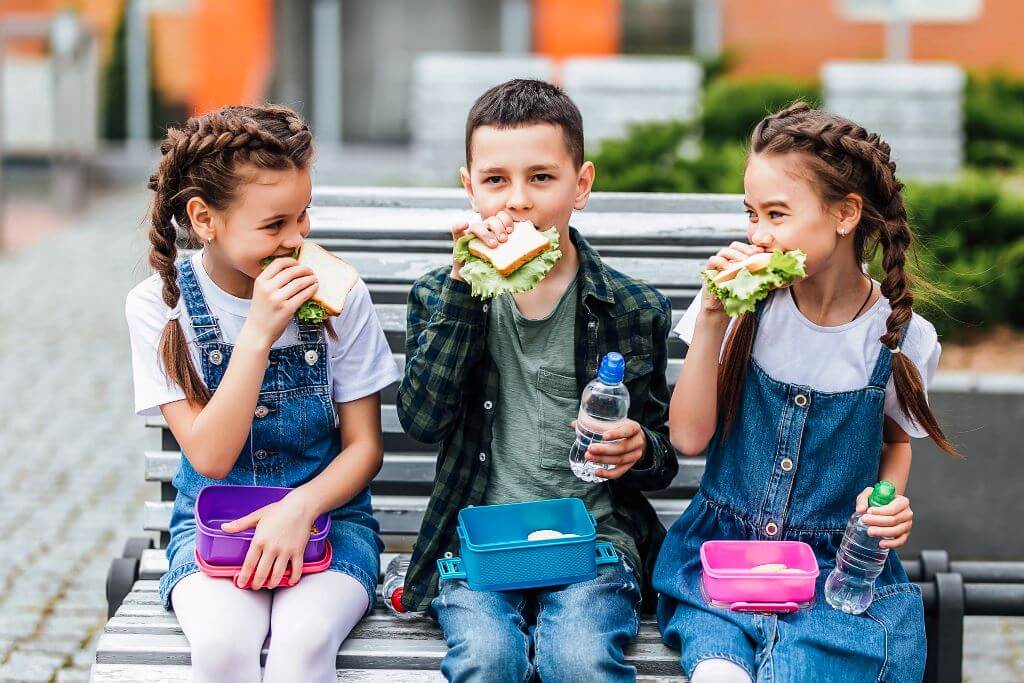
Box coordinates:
[673,287,941,438]
[125,251,401,416]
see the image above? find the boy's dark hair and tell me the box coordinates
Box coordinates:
[465,78,584,168]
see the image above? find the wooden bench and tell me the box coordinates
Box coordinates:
[96,187,1023,682]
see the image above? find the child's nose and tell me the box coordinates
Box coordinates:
[750,225,774,248]
[506,185,532,212]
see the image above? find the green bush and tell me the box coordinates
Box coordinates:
[964,74,1024,169]
[701,78,821,145]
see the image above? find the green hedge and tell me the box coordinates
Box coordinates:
[965,74,1024,169]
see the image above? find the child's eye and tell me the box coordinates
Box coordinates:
[745,209,758,221]
[299,208,309,221]
[768,211,784,220]
[485,176,504,185]
[533,173,551,182]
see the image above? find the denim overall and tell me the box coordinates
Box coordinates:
[158,257,383,611]
[654,303,925,682]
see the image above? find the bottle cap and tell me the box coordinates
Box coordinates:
[868,480,897,508]
[598,353,625,384]
[390,586,406,613]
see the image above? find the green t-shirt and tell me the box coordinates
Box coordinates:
[483,278,640,573]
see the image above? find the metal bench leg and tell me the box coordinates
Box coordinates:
[920,550,964,683]
[105,536,154,618]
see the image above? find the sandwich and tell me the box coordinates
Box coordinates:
[702,249,807,316]
[453,221,562,299]
[261,242,360,324]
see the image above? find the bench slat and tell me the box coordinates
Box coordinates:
[89,664,449,682]
[142,498,690,538]
[144,450,706,498]
[94,631,682,674]
[311,185,741,215]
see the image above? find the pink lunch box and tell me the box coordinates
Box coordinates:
[700,540,819,613]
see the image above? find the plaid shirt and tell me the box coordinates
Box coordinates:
[396,228,678,612]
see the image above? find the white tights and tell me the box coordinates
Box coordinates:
[171,570,369,683]
[691,657,754,683]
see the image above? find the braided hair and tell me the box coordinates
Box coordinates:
[148,105,314,405]
[717,103,957,456]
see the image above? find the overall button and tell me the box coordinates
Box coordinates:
[254,449,268,460]
[482,304,489,314]
[794,393,808,407]
[304,349,319,366]
[780,457,794,472]
[254,405,270,419]
[478,452,487,462]
[483,400,493,410]
[765,521,779,536]
[208,349,223,365]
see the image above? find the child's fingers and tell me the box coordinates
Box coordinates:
[495,211,515,231]
[222,508,264,534]
[451,221,471,238]
[469,222,500,248]
[236,544,262,588]
[250,550,276,590]
[729,241,764,256]
[880,535,909,549]
[267,263,314,289]
[707,255,731,272]
[866,496,910,517]
[278,275,319,302]
[267,553,291,589]
[599,421,642,442]
[289,553,303,586]
[854,487,873,514]
[717,247,753,263]
[259,256,298,279]
[869,521,912,539]
[861,508,913,528]
[485,215,511,243]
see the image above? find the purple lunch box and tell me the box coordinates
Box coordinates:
[194,485,331,566]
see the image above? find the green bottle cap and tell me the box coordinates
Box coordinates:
[868,480,897,508]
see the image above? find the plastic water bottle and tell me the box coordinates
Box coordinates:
[825,481,897,614]
[569,353,630,483]
[382,554,415,619]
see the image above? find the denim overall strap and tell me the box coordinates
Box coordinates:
[176,256,223,345]
[297,321,323,344]
[867,322,911,389]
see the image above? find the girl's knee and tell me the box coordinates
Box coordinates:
[189,630,263,683]
[690,657,753,683]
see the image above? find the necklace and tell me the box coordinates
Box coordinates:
[791,276,874,324]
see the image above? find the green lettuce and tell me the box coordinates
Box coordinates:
[260,252,329,325]
[453,228,562,299]
[702,249,807,316]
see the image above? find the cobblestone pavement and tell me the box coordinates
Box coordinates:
[0,187,1020,682]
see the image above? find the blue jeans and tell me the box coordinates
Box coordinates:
[431,559,642,683]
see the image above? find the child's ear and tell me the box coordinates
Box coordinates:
[186,196,216,244]
[574,161,596,211]
[836,193,863,238]
[459,166,478,213]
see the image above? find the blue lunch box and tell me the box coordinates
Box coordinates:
[436,498,619,591]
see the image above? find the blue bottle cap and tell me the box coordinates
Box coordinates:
[598,353,625,384]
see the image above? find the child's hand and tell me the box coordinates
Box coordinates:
[222,493,316,589]
[243,257,318,348]
[573,419,647,480]
[856,487,914,549]
[701,242,765,314]
[450,211,515,281]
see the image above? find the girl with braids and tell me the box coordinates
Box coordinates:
[654,103,957,683]
[125,105,399,682]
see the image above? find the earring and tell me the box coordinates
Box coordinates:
[838,228,846,238]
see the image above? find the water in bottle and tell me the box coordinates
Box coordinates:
[382,554,416,619]
[824,480,897,615]
[569,353,630,483]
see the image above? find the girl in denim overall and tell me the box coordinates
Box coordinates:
[125,106,400,682]
[655,104,959,682]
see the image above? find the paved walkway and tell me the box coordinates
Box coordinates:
[0,187,1020,681]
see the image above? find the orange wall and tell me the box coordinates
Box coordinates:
[722,0,1024,77]
[534,0,621,58]
[191,0,272,115]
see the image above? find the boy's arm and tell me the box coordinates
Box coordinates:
[396,270,488,444]
[620,304,679,490]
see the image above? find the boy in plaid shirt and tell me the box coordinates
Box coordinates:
[397,79,678,681]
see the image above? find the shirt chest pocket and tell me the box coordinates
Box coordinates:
[536,368,580,471]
